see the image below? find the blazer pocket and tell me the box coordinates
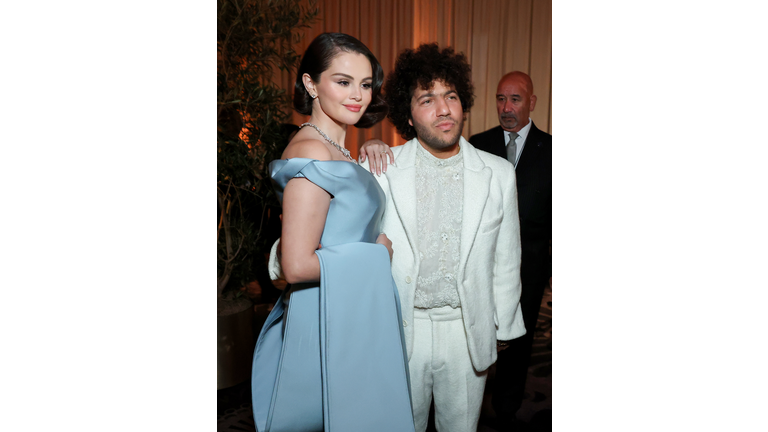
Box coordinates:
[478,212,502,234]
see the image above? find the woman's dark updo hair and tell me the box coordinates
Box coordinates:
[293,33,387,129]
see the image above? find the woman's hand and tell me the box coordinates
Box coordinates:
[359,139,395,176]
[376,233,394,262]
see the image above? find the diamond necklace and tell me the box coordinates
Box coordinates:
[300,122,357,164]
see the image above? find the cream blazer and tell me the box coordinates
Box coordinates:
[362,137,525,372]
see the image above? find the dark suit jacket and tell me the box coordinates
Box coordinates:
[469,122,552,313]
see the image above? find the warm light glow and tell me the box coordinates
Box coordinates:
[239,109,251,144]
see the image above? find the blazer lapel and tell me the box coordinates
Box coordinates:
[386,140,420,256]
[517,121,542,168]
[459,138,492,275]
[493,126,507,159]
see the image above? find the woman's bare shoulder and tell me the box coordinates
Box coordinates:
[282,136,333,161]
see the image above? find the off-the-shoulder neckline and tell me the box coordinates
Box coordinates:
[272,158,370,177]
[277,157,357,164]
[274,158,364,170]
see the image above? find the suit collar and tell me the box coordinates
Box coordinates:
[495,120,539,141]
[385,140,419,255]
[389,136,489,178]
[459,136,488,172]
[513,118,533,144]
[458,138,492,275]
[516,121,548,169]
[390,138,419,168]
[395,136,484,169]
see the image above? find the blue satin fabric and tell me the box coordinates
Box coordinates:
[251,159,415,432]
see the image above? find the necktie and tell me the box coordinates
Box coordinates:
[506,131,519,168]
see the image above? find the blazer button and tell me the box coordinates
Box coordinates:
[403,319,408,327]
[405,276,412,284]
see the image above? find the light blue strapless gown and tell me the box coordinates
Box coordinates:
[251,158,415,432]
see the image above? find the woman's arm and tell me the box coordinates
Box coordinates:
[279,140,333,284]
[280,178,330,284]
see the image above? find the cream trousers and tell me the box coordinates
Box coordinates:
[410,306,488,432]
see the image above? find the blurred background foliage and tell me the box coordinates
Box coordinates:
[217,0,318,300]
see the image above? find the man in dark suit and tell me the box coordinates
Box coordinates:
[469,71,551,431]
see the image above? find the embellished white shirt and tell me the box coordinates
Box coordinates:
[413,143,463,309]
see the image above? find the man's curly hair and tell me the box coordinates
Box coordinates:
[384,43,475,140]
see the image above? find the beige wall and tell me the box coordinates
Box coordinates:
[280,0,552,158]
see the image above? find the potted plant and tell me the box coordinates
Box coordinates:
[217,0,317,390]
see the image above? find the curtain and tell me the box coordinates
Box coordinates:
[279,0,552,159]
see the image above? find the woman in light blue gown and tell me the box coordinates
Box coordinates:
[251,33,415,432]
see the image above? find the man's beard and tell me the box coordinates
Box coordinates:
[412,116,464,152]
[499,113,519,130]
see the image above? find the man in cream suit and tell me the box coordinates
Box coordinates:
[360,43,525,432]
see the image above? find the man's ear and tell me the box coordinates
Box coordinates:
[529,94,538,112]
[408,118,413,127]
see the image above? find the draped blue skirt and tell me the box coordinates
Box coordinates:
[251,243,415,432]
